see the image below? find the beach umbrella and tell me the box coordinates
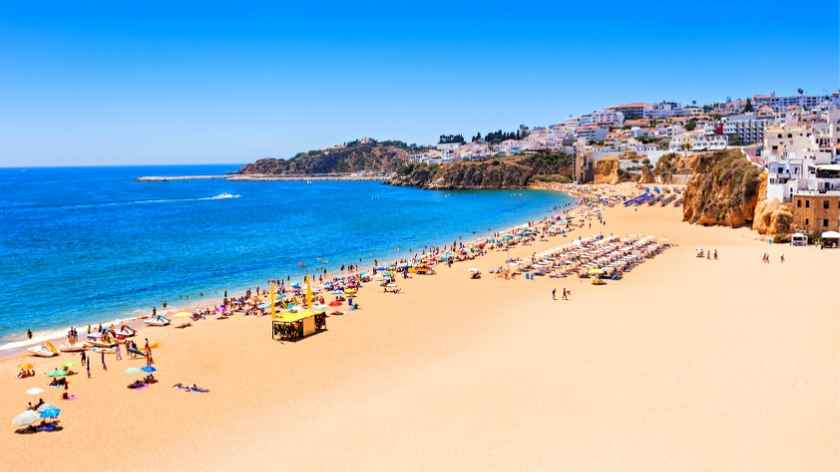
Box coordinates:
[17,363,33,370]
[173,311,192,319]
[140,365,157,373]
[25,387,44,396]
[46,368,67,378]
[38,405,61,419]
[328,300,342,307]
[12,410,41,427]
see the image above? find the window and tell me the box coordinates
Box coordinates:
[823,219,829,227]
[824,201,830,209]
[805,200,810,208]
[806,218,810,226]
[797,200,802,208]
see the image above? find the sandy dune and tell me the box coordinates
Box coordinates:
[2,201,838,471]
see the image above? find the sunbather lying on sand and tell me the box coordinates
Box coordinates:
[173,382,210,393]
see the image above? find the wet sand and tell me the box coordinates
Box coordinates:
[2,185,838,471]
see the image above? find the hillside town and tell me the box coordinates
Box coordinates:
[404,90,840,236]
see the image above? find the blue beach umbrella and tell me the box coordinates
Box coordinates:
[140,365,157,373]
[39,406,61,419]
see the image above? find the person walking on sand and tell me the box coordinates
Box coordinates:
[714,249,718,260]
[100,350,107,370]
[552,288,556,300]
[781,254,785,263]
[114,342,122,361]
[562,288,569,301]
[86,357,91,378]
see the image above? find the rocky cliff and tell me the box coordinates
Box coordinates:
[638,164,656,184]
[682,150,763,227]
[387,151,574,189]
[653,153,699,184]
[592,157,623,185]
[751,171,794,237]
[238,140,417,176]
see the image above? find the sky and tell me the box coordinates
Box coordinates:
[0,1,838,167]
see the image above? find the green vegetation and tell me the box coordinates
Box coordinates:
[685,119,697,131]
[439,134,465,144]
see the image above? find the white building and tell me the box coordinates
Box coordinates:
[580,110,624,127]
[753,92,833,112]
[575,125,608,143]
[723,112,773,145]
[645,101,684,119]
[764,124,834,201]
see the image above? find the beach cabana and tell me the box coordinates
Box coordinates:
[271,309,327,341]
[820,231,840,249]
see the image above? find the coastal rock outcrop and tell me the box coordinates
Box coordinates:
[682,150,763,227]
[638,164,655,184]
[592,157,622,185]
[238,139,416,176]
[653,153,699,184]
[387,151,574,189]
[753,198,794,236]
[751,172,793,236]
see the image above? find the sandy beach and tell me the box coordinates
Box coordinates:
[2,183,838,471]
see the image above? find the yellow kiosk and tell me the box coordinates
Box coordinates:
[271,277,327,341]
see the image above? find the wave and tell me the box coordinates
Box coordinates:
[5,193,241,211]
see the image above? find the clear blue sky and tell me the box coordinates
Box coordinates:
[1,1,837,167]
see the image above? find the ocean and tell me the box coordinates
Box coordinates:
[0,165,571,345]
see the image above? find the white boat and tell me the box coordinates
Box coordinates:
[59,343,86,353]
[143,315,170,327]
[114,325,136,338]
[28,342,59,357]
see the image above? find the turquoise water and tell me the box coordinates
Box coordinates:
[0,165,570,343]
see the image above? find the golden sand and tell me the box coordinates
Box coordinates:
[2,184,838,471]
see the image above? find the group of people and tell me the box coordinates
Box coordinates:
[551,288,572,301]
[761,253,784,264]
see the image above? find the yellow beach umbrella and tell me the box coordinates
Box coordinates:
[173,311,192,319]
[18,363,33,370]
[305,276,313,308]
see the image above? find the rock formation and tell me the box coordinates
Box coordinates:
[387,151,574,189]
[238,140,415,176]
[751,171,794,236]
[682,150,763,227]
[653,153,698,183]
[592,157,622,185]
[638,164,655,184]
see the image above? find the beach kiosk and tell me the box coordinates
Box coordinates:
[820,231,840,249]
[271,309,327,341]
[270,276,327,341]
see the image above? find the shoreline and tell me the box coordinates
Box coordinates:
[137,173,389,182]
[0,190,577,357]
